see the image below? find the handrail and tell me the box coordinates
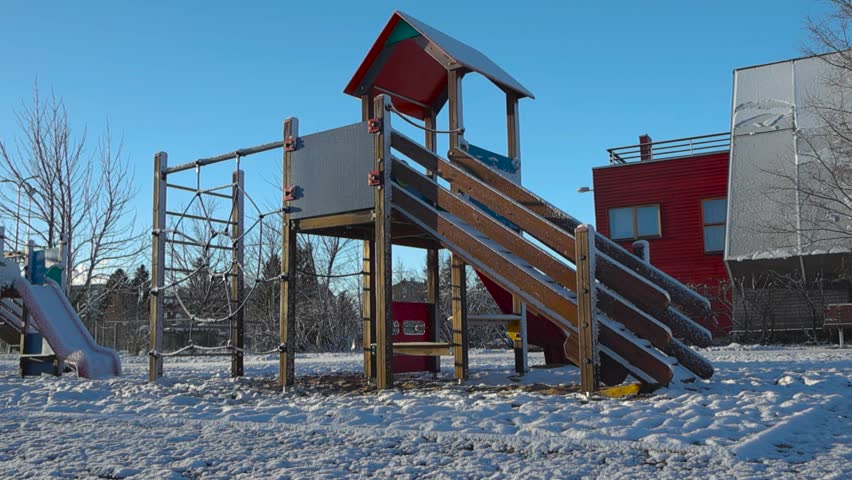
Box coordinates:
[390,129,711,322]
[607,132,730,165]
[165,140,285,175]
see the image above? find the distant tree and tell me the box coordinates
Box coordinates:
[0,84,143,330]
[769,1,852,253]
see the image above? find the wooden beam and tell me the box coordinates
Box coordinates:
[447,69,465,150]
[391,186,674,385]
[149,152,167,382]
[296,210,374,231]
[424,111,441,375]
[279,117,298,388]
[575,225,600,394]
[373,95,394,390]
[447,69,469,381]
[360,94,377,381]
[444,146,709,320]
[362,232,376,379]
[451,252,468,380]
[392,132,672,316]
[230,169,245,377]
[393,342,453,357]
[392,160,673,349]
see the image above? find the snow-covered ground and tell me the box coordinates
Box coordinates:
[0,346,849,479]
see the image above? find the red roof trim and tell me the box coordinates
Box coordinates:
[343,13,401,97]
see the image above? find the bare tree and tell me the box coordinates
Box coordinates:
[0,85,143,328]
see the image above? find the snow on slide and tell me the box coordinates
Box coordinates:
[12,276,121,379]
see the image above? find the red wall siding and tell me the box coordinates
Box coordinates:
[592,152,731,333]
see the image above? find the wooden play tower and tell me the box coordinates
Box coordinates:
[149,11,715,394]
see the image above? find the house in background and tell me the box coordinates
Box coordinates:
[726,54,852,334]
[591,52,852,338]
[592,133,732,334]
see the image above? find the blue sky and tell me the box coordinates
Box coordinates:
[0,1,830,272]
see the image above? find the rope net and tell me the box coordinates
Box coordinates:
[158,158,285,357]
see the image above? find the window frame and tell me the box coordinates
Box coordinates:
[607,203,662,241]
[701,197,727,254]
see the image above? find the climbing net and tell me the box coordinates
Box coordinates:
[158,152,286,357]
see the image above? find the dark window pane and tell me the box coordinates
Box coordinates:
[703,199,727,224]
[402,320,426,336]
[704,225,725,252]
[609,207,634,239]
[636,205,660,237]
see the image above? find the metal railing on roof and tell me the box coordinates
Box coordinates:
[607,132,730,165]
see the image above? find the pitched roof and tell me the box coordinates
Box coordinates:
[344,11,534,120]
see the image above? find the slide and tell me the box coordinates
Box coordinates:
[0,260,120,378]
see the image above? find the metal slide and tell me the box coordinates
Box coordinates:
[12,279,121,378]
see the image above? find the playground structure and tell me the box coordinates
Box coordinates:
[0,227,121,378]
[148,11,714,393]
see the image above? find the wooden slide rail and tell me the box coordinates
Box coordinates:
[395,131,709,319]
[446,144,712,319]
[391,184,675,385]
[391,131,712,348]
[393,159,673,349]
[392,158,713,381]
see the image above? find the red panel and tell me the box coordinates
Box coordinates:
[391,301,432,373]
[371,39,447,119]
[592,152,732,334]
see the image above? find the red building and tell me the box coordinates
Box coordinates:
[592,133,732,334]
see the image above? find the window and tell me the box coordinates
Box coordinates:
[702,198,727,253]
[608,205,661,240]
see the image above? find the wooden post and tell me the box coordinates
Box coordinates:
[451,257,468,380]
[362,234,376,379]
[575,224,599,394]
[506,91,528,375]
[424,111,441,375]
[230,169,245,377]
[373,94,394,389]
[448,68,469,381]
[448,69,465,150]
[361,94,377,380]
[149,152,167,382]
[279,118,298,388]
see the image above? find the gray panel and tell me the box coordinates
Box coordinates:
[725,131,799,261]
[732,61,794,136]
[793,54,844,131]
[289,121,375,220]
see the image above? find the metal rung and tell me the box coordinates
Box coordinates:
[163,353,234,358]
[166,183,232,199]
[165,239,233,250]
[166,211,235,225]
[165,267,196,274]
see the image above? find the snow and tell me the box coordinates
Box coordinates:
[0,346,849,478]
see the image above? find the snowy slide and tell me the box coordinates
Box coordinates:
[13,279,121,378]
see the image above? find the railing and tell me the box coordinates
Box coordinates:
[607,132,730,165]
